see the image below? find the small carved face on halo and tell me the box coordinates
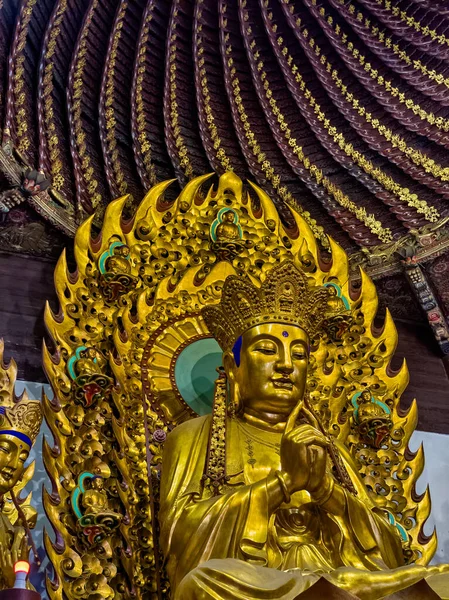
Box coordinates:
[224,322,309,421]
[0,433,30,495]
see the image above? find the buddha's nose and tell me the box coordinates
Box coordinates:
[7,453,21,471]
[276,355,294,373]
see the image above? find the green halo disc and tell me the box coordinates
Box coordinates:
[174,338,223,415]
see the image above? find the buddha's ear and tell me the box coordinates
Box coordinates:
[223,350,237,382]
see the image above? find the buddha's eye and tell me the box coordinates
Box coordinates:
[19,452,29,463]
[0,445,9,454]
[254,345,276,355]
[292,348,307,360]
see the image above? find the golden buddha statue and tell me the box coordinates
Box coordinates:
[159,261,449,600]
[0,352,43,589]
[41,171,449,600]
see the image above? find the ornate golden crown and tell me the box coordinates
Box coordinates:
[202,261,333,351]
[0,397,43,446]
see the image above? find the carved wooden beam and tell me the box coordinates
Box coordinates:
[403,260,449,355]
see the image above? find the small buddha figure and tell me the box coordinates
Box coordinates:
[215,209,240,242]
[70,347,113,408]
[76,473,121,546]
[325,283,350,314]
[0,397,42,589]
[160,261,449,600]
[99,243,137,301]
[354,391,392,449]
[73,352,98,379]
[104,244,131,275]
[82,476,109,514]
[358,389,372,406]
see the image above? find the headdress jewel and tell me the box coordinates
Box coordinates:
[202,261,333,351]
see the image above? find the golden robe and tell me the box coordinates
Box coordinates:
[159,415,412,599]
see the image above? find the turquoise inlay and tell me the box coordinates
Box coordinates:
[67,345,88,380]
[71,471,95,519]
[387,511,408,542]
[351,391,391,422]
[396,522,409,542]
[174,338,223,415]
[210,207,243,242]
[98,241,127,274]
[323,282,350,310]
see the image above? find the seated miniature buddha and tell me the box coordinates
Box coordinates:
[215,210,240,242]
[159,261,449,600]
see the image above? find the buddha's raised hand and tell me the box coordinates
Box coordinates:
[281,401,330,495]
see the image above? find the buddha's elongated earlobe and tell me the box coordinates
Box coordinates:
[227,378,235,420]
[227,378,242,418]
[223,350,240,418]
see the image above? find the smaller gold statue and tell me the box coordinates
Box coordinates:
[215,209,241,242]
[98,241,137,301]
[352,389,392,448]
[0,343,43,589]
[81,476,109,515]
[211,208,244,260]
[72,470,122,547]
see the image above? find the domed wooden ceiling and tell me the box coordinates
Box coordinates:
[1,0,449,271]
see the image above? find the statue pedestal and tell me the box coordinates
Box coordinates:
[0,591,41,600]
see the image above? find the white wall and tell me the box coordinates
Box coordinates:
[410,430,449,565]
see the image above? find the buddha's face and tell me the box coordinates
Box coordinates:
[0,433,30,494]
[225,323,309,421]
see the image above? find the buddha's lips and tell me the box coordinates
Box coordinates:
[272,378,293,390]
[0,469,14,481]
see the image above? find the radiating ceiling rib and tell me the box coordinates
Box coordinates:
[131,1,177,190]
[4,0,56,166]
[281,2,449,204]
[241,0,404,245]
[98,0,146,205]
[163,0,212,184]
[330,0,449,105]
[66,0,120,215]
[0,2,20,136]
[261,0,437,230]
[193,0,251,178]
[37,0,90,210]
[356,0,449,59]
[305,0,449,149]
